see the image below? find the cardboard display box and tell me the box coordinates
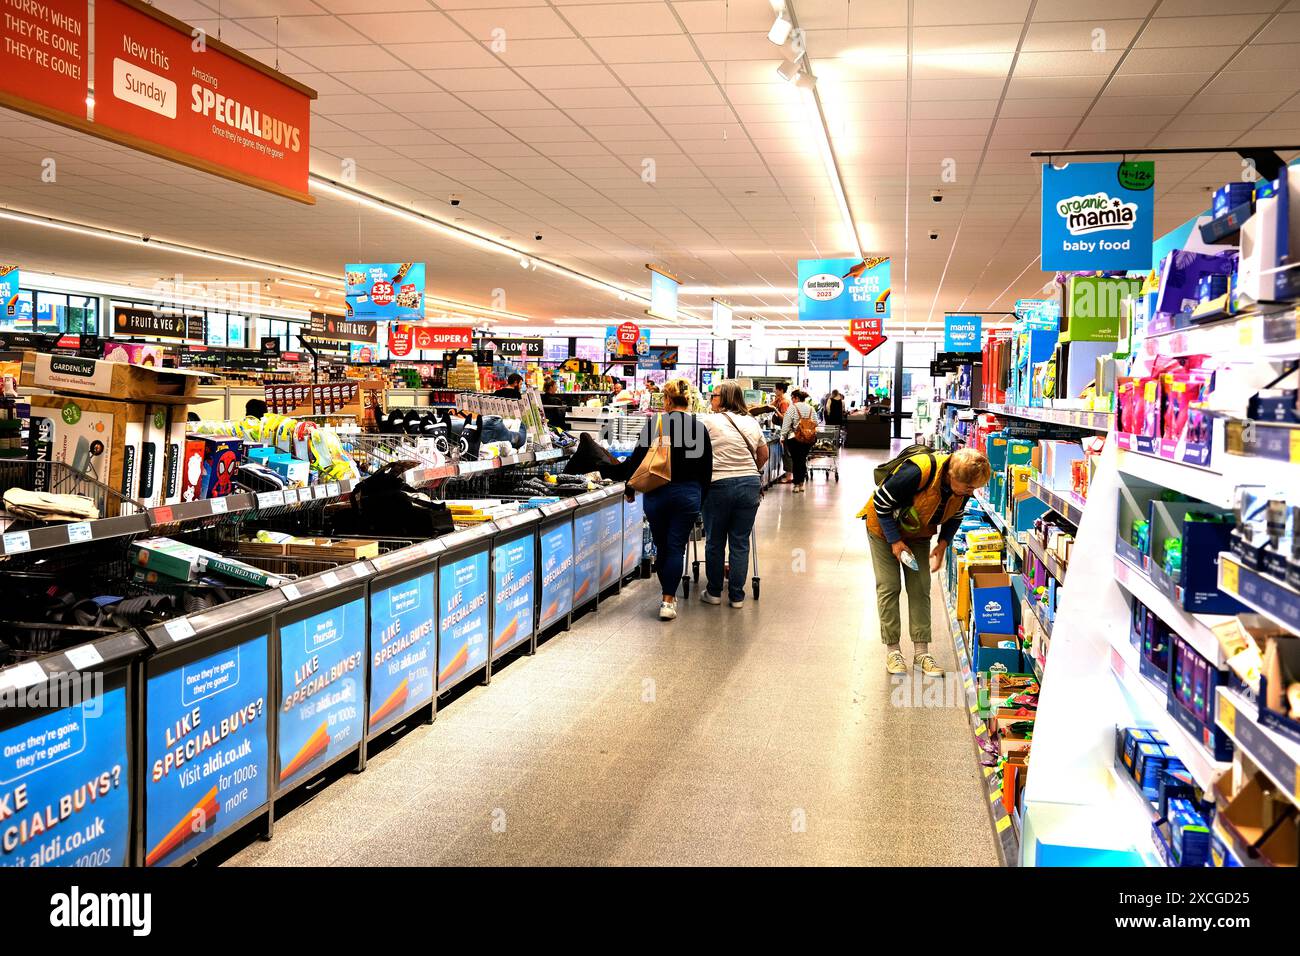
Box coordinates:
[22,351,208,404]
[286,538,381,561]
[974,632,1022,674]
[971,569,1016,634]
[28,394,165,514]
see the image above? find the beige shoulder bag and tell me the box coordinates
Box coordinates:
[628,414,673,493]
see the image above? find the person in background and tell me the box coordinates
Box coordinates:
[823,390,845,426]
[700,380,767,608]
[245,398,267,419]
[773,382,793,482]
[541,378,567,429]
[773,381,791,418]
[494,373,524,399]
[859,446,992,676]
[780,389,817,493]
[609,377,635,404]
[610,378,712,621]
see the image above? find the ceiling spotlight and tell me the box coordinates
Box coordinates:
[520,257,530,269]
[776,58,802,83]
[767,14,792,45]
[314,290,321,298]
[794,70,817,91]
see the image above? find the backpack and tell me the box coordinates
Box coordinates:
[792,406,818,444]
[873,444,940,491]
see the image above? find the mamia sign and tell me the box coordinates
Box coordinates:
[1041,161,1153,272]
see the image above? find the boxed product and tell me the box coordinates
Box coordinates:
[974,632,1021,674]
[21,351,207,403]
[130,536,288,588]
[177,438,205,503]
[102,342,164,367]
[28,395,153,514]
[198,436,243,499]
[1166,798,1211,866]
[1063,276,1142,342]
[970,570,1015,634]
[964,528,1003,552]
[155,404,189,506]
[286,538,381,560]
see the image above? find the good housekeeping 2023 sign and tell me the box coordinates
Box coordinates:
[1041,161,1154,272]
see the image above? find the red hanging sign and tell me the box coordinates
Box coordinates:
[0,0,89,124]
[388,326,414,358]
[616,322,640,345]
[92,0,315,203]
[846,318,887,356]
[412,326,473,350]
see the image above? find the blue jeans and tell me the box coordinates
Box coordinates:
[704,475,761,602]
[642,482,702,597]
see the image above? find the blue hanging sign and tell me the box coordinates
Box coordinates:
[943,314,982,352]
[798,257,890,321]
[1041,162,1154,271]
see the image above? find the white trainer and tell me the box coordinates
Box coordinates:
[659,601,677,621]
[701,592,722,605]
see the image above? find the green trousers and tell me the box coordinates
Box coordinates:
[867,531,932,647]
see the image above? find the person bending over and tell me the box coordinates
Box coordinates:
[859,446,991,676]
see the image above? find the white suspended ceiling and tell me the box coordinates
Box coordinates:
[2,0,1300,333]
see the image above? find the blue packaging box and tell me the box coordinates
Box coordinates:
[1213,182,1254,218]
[1168,798,1211,866]
[971,570,1015,633]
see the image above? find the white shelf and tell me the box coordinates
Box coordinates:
[981,403,1113,432]
[1026,477,1086,526]
[1218,552,1300,638]
[1108,637,1230,794]
[1116,436,1295,511]
[1138,305,1300,363]
[1112,555,1230,668]
[1216,688,1300,811]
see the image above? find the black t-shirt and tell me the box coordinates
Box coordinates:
[614,411,712,491]
[493,386,522,399]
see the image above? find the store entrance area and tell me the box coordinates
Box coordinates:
[228,450,995,867]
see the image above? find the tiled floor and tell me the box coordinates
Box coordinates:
[229,449,999,867]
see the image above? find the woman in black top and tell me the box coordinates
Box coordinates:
[612,378,712,620]
[823,390,845,426]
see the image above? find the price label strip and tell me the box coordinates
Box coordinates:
[163,618,196,641]
[65,644,104,670]
[3,531,31,554]
[66,522,93,544]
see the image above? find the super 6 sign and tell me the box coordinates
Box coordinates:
[92,0,315,203]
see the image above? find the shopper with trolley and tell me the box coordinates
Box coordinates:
[860,446,991,676]
[609,378,712,621]
[700,380,767,608]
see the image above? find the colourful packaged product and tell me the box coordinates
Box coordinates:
[198,436,243,499]
[1168,798,1210,866]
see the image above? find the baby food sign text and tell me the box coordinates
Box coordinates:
[1041,161,1153,271]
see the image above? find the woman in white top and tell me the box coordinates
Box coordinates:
[780,389,817,492]
[700,381,769,607]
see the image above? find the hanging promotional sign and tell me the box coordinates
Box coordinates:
[1,266,19,318]
[0,0,88,126]
[712,299,732,339]
[93,0,315,203]
[345,263,425,322]
[845,317,887,356]
[605,324,649,359]
[144,636,269,867]
[799,256,891,321]
[943,314,982,352]
[1041,161,1154,271]
[647,267,678,320]
[637,345,678,370]
[774,348,806,366]
[482,336,542,358]
[368,572,436,734]
[277,599,366,791]
[1,687,131,868]
[388,325,413,358]
[308,313,377,344]
[808,348,850,371]
[111,306,203,340]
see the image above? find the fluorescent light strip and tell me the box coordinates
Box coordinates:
[0,206,532,324]
[310,176,713,324]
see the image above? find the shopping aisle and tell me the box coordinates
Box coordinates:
[229,449,997,867]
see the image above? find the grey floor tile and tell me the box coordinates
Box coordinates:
[228,450,1000,869]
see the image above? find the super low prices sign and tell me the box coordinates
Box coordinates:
[0,0,88,122]
[1041,161,1154,271]
[93,0,314,202]
[799,257,891,321]
[846,318,887,357]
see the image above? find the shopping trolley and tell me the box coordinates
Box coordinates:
[806,425,843,483]
[679,511,761,601]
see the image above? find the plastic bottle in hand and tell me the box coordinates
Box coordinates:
[898,548,919,571]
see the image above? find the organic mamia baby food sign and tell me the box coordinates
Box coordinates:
[1041,161,1153,272]
[93,0,315,202]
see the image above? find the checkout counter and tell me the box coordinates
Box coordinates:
[843,406,892,449]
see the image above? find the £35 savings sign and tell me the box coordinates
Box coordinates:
[1041,162,1154,271]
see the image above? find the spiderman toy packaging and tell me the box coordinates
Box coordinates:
[198,436,244,499]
